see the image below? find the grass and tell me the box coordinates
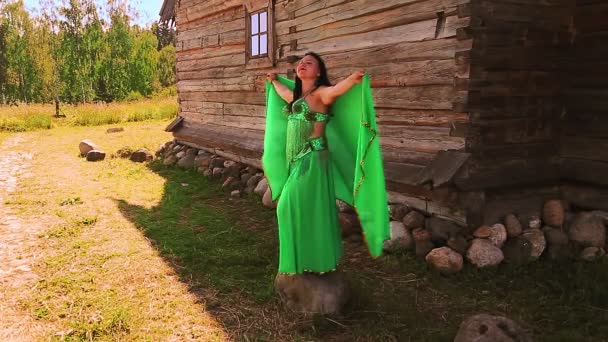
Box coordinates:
[0,96,177,132]
[2,121,607,341]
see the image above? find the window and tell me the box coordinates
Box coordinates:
[249,10,268,57]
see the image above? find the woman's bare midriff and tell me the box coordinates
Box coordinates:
[309,122,326,139]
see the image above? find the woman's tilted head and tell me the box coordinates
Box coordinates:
[291,52,331,111]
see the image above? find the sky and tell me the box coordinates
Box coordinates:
[23,0,163,27]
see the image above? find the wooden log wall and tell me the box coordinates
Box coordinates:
[456,0,572,191]
[561,0,608,187]
[172,0,471,195]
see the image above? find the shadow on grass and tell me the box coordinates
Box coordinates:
[116,160,608,341]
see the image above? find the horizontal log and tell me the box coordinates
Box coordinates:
[561,158,608,186]
[176,53,245,72]
[376,109,468,127]
[373,85,455,110]
[561,183,608,211]
[177,45,246,62]
[179,91,265,105]
[561,136,608,162]
[177,77,256,92]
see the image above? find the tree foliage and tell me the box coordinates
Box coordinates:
[0,0,176,104]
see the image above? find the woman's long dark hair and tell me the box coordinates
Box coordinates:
[289,52,332,111]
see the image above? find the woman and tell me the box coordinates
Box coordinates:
[264,52,389,275]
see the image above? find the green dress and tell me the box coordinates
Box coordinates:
[263,75,390,274]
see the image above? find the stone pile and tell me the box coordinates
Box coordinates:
[158,140,608,275]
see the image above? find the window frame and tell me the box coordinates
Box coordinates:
[248,9,269,59]
[244,1,275,68]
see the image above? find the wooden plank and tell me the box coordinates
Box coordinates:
[415,150,470,187]
[292,18,441,55]
[561,158,608,186]
[178,3,243,31]
[379,125,465,154]
[176,53,245,72]
[373,85,455,110]
[376,109,468,127]
[454,158,560,190]
[562,183,608,211]
[331,59,456,87]
[177,16,244,42]
[179,91,265,105]
[177,77,256,92]
[181,0,242,24]
[561,136,608,162]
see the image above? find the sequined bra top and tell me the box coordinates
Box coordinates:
[284,98,329,163]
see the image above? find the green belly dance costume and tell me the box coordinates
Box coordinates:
[263,74,390,275]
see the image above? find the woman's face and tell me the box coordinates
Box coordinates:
[296,55,320,80]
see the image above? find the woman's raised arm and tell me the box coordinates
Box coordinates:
[319,70,365,105]
[267,72,293,103]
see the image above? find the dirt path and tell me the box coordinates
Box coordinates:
[0,125,228,341]
[0,134,42,340]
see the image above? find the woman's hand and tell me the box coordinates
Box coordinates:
[266,72,277,82]
[349,70,365,83]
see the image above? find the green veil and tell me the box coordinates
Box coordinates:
[263,75,390,257]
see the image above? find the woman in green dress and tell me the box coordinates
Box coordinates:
[264,52,390,275]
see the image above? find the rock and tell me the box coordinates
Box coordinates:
[230,190,241,199]
[580,247,606,262]
[222,176,238,189]
[447,235,468,255]
[275,272,351,314]
[203,169,213,178]
[590,211,608,226]
[163,155,178,166]
[130,148,153,163]
[254,178,269,196]
[521,229,546,260]
[383,221,413,252]
[569,212,606,248]
[262,187,276,208]
[177,153,196,169]
[473,225,492,238]
[212,167,223,178]
[526,214,542,230]
[336,199,354,213]
[454,314,533,342]
[488,224,507,248]
[466,239,504,268]
[106,127,124,133]
[210,157,226,169]
[339,212,361,238]
[194,154,212,168]
[79,139,98,156]
[504,214,523,237]
[86,149,106,162]
[426,217,462,243]
[223,161,242,178]
[425,247,463,274]
[389,204,409,222]
[543,227,569,246]
[245,165,258,175]
[402,211,425,229]
[172,144,182,152]
[543,199,565,228]
[246,175,263,189]
[502,237,533,265]
[241,173,252,185]
[412,228,434,258]
[175,151,185,159]
[185,148,198,157]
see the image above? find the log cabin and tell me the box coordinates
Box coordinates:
[159,0,608,229]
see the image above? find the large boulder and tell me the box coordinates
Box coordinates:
[543,199,565,228]
[466,239,504,268]
[454,314,533,342]
[275,272,351,314]
[86,149,106,161]
[425,247,463,274]
[402,210,425,229]
[79,139,99,156]
[568,212,606,248]
[521,229,546,260]
[130,148,153,163]
[383,221,413,252]
[504,214,523,237]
